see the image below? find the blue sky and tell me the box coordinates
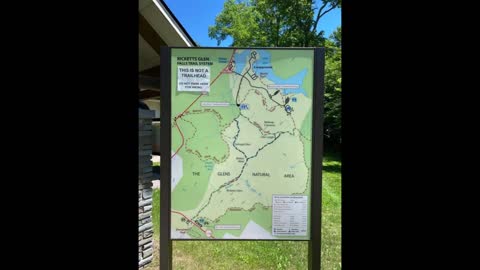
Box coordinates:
[164,0,341,47]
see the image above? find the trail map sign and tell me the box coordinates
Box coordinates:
[160,47,324,269]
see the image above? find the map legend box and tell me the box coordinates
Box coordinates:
[272,195,308,236]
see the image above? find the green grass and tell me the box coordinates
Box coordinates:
[153,162,160,167]
[152,187,160,235]
[146,152,341,270]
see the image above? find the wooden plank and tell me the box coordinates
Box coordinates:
[139,123,152,130]
[139,89,160,100]
[139,65,160,78]
[139,109,155,119]
[139,13,166,55]
[140,144,153,151]
[138,136,153,145]
[139,150,152,156]
[139,75,161,91]
[139,131,153,137]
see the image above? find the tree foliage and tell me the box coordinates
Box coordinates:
[209,0,342,146]
[324,27,341,145]
[209,0,341,47]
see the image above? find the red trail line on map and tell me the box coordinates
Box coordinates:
[171,210,215,238]
[171,49,237,158]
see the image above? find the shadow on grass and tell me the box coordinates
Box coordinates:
[322,150,341,173]
[323,163,341,173]
[323,150,341,162]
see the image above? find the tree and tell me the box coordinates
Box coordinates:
[209,0,342,147]
[209,0,341,47]
[208,0,263,46]
[324,27,341,146]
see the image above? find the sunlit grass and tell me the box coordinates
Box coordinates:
[145,152,341,269]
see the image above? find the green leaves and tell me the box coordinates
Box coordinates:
[208,0,262,46]
[323,27,341,144]
[209,0,340,47]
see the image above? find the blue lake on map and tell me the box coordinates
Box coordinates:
[234,50,308,97]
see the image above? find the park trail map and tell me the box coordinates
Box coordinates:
[171,48,314,240]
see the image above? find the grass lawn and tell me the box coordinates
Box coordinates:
[144,152,341,270]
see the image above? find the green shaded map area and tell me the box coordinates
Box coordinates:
[171,48,314,240]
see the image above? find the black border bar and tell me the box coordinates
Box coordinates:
[159,46,172,270]
[309,48,325,270]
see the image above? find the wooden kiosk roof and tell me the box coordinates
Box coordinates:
[139,0,196,99]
